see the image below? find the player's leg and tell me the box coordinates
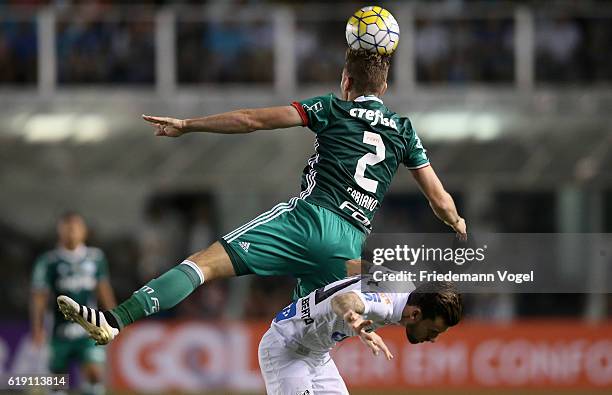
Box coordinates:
[258,329,315,395]
[311,357,350,395]
[48,339,67,374]
[81,363,105,395]
[57,197,309,342]
[48,338,73,395]
[107,241,234,328]
[58,241,235,343]
[48,337,69,381]
[79,338,106,395]
[60,195,309,343]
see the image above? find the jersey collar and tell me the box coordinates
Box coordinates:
[57,244,87,262]
[354,95,383,104]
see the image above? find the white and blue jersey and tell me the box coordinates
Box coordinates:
[270,276,411,355]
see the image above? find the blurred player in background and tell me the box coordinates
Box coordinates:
[31,212,116,395]
[260,279,462,394]
[57,48,466,346]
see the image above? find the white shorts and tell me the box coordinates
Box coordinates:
[258,328,349,395]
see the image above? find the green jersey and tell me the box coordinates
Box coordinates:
[31,246,109,339]
[291,93,429,232]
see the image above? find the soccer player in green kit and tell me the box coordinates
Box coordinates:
[31,212,116,394]
[57,49,466,345]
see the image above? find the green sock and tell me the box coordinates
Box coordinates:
[109,260,204,329]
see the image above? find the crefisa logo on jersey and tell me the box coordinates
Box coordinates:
[349,108,398,130]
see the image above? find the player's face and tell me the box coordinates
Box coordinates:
[57,215,87,249]
[405,316,448,344]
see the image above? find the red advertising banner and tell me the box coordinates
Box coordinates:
[107,320,612,392]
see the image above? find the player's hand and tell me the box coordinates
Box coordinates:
[359,330,394,361]
[345,259,362,276]
[343,311,394,360]
[142,115,187,137]
[345,258,375,276]
[344,310,371,334]
[450,217,467,241]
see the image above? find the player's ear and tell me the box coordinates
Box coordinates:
[403,305,423,323]
[341,72,352,98]
[409,306,422,322]
[347,76,354,92]
[380,81,388,96]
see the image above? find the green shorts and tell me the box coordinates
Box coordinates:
[220,198,365,298]
[49,336,105,373]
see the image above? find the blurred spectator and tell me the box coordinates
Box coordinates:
[417,18,514,84]
[536,17,582,82]
[177,14,274,84]
[56,6,154,84]
[415,20,450,82]
[296,20,346,84]
[537,16,612,83]
[0,20,37,84]
[471,18,514,82]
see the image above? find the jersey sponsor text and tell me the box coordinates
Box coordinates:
[301,298,314,325]
[349,108,398,130]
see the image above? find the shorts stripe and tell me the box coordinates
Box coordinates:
[222,201,291,240]
[225,198,299,243]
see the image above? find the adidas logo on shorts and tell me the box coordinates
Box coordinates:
[238,241,250,252]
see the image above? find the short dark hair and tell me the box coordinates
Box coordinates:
[58,211,83,223]
[344,48,391,95]
[407,282,463,327]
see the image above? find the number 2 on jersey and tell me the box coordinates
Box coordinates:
[354,131,385,193]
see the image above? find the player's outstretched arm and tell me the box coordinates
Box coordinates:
[142,106,303,137]
[30,289,48,348]
[331,292,394,360]
[411,165,467,240]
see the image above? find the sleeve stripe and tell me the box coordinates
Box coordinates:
[406,162,431,170]
[291,101,309,126]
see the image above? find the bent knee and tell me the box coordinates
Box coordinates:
[187,241,235,280]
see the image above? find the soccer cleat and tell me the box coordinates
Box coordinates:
[56,295,118,345]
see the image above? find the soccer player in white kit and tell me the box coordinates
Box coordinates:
[259,276,463,394]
